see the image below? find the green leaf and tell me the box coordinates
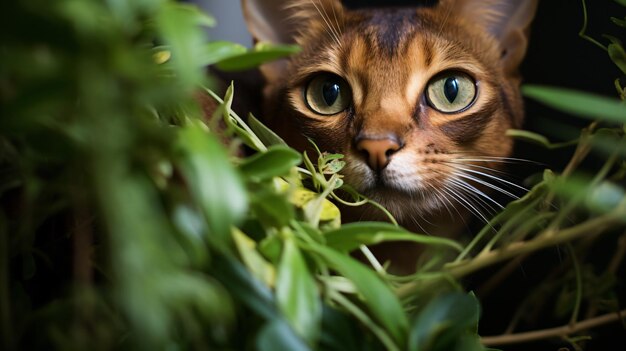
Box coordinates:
[218,83,267,151]
[216,43,301,71]
[276,236,322,344]
[248,113,287,146]
[611,16,626,27]
[608,42,626,75]
[257,320,311,351]
[506,129,577,149]
[324,222,463,253]
[614,0,626,7]
[523,85,626,123]
[308,244,409,344]
[251,188,295,228]
[240,145,302,182]
[200,41,247,66]
[232,228,276,287]
[157,2,211,87]
[175,122,248,242]
[408,292,482,351]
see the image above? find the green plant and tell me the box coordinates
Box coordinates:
[1,1,625,350]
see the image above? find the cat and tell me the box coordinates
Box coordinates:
[240,0,537,269]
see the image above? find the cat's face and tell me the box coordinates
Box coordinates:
[243,0,537,223]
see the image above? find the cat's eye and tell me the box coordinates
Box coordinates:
[426,72,477,113]
[304,73,352,115]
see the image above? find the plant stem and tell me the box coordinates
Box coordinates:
[397,208,624,298]
[329,290,400,351]
[481,308,626,346]
[447,211,622,279]
[567,243,583,326]
[579,0,608,51]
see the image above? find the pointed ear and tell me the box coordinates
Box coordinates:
[241,0,299,45]
[241,0,345,82]
[444,0,538,75]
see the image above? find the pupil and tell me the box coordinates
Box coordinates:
[443,77,459,103]
[322,81,340,106]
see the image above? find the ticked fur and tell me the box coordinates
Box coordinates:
[242,0,537,237]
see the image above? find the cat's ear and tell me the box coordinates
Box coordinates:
[444,0,538,75]
[241,0,344,81]
[241,0,298,45]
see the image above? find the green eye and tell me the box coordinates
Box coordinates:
[426,72,477,113]
[304,73,352,115]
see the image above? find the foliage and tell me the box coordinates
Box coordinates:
[1,1,625,351]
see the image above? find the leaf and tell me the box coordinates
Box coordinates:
[216,42,301,71]
[506,129,577,149]
[212,255,278,320]
[291,187,341,222]
[200,41,247,66]
[614,0,626,7]
[232,228,276,287]
[611,16,626,27]
[608,42,626,75]
[308,243,409,344]
[319,306,364,351]
[157,2,211,87]
[248,113,287,146]
[175,122,248,242]
[408,292,482,351]
[522,85,626,123]
[324,222,463,253]
[240,145,302,182]
[257,320,311,351]
[276,236,322,344]
[251,188,295,228]
[219,83,267,151]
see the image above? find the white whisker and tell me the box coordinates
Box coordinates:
[453,166,528,193]
[449,177,504,211]
[310,0,342,48]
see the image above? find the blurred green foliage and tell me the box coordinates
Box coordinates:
[1,1,625,351]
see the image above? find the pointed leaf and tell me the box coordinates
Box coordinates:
[248,113,287,146]
[308,244,409,344]
[201,41,247,66]
[324,222,463,252]
[257,320,311,351]
[276,237,322,343]
[216,43,301,71]
[175,122,248,242]
[408,293,482,351]
[240,145,302,182]
[523,85,626,123]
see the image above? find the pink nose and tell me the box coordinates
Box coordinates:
[356,138,401,171]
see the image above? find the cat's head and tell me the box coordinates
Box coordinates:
[242,0,537,222]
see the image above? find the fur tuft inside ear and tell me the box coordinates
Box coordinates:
[241,0,344,82]
[242,0,344,45]
[441,0,538,75]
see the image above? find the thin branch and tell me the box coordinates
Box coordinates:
[481,308,626,346]
[397,207,624,298]
[579,0,608,51]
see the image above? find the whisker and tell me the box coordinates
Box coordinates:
[452,171,521,200]
[441,185,492,225]
[449,177,504,211]
[310,0,342,48]
[453,166,529,193]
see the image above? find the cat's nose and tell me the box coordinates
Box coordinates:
[356,138,401,171]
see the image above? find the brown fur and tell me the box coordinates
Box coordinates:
[241,0,537,272]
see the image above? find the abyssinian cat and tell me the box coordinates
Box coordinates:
[239,0,537,269]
